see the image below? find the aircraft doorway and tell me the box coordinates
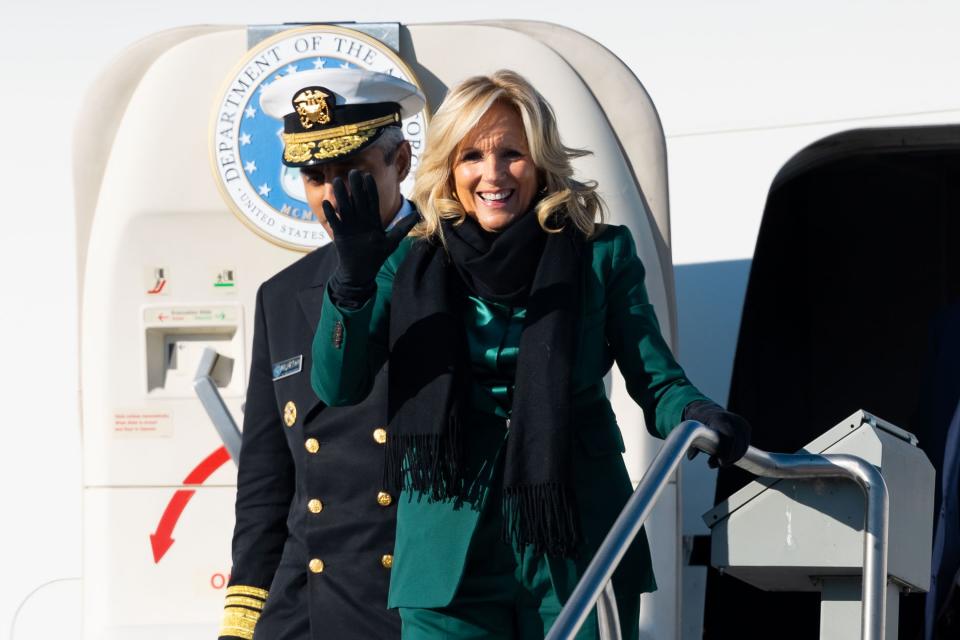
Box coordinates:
[706,125,960,640]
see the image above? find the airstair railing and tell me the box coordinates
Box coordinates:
[546,420,890,640]
[594,581,621,640]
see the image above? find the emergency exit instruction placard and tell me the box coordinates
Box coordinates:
[113,409,174,438]
[143,306,239,324]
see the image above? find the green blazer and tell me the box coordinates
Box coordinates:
[311,224,709,609]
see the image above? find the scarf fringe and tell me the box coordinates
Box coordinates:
[501,483,582,558]
[385,410,465,501]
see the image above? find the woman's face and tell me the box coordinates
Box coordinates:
[452,100,539,233]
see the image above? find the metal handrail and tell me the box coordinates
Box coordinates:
[595,581,621,640]
[546,420,890,640]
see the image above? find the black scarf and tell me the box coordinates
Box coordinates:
[387,211,584,557]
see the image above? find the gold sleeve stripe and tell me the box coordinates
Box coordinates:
[219,606,260,640]
[225,585,269,600]
[224,595,266,610]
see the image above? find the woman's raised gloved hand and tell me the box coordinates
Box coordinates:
[683,400,752,468]
[323,169,418,308]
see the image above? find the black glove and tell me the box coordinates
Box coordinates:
[683,400,751,468]
[323,170,418,308]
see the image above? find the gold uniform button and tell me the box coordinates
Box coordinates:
[381,554,393,569]
[373,427,387,444]
[307,499,324,514]
[377,491,393,507]
[309,558,324,574]
[283,401,297,427]
[304,438,320,454]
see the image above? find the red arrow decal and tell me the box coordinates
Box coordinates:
[184,446,232,485]
[150,489,193,562]
[150,446,232,563]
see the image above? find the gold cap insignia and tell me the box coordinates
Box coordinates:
[283,401,297,427]
[293,88,331,129]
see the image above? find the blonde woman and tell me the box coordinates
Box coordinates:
[311,70,750,639]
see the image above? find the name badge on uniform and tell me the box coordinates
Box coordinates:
[272,355,303,381]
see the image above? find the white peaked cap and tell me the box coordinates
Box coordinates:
[260,67,426,120]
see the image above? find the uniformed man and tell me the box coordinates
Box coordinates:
[218,68,425,640]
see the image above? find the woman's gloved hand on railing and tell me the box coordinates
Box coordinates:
[683,400,752,468]
[323,169,418,309]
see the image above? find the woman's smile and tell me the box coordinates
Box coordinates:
[476,188,514,206]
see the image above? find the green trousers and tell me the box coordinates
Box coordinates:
[398,476,640,640]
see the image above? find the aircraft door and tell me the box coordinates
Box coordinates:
[77,22,680,639]
[708,125,960,640]
[78,27,307,640]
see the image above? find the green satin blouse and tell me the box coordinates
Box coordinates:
[465,295,526,418]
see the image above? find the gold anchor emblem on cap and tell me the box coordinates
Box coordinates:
[283,401,297,427]
[294,88,331,129]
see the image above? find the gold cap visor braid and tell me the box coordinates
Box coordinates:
[282,113,399,164]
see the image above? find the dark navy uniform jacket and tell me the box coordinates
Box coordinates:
[218,242,400,640]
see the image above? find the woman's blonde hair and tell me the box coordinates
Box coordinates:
[411,69,604,241]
